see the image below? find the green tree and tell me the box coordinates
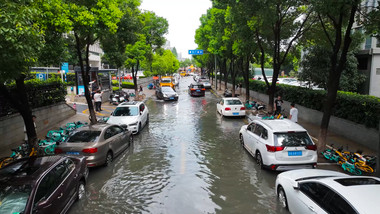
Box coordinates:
[0,0,45,149]
[309,0,361,151]
[151,50,179,76]
[44,0,123,124]
[171,47,178,58]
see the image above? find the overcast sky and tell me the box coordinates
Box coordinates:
[140,0,212,59]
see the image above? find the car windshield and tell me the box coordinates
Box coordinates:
[66,130,101,142]
[161,79,171,83]
[226,100,242,105]
[274,132,313,147]
[162,87,174,92]
[0,184,31,214]
[113,107,138,116]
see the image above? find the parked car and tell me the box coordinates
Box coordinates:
[239,119,317,171]
[217,98,246,117]
[55,124,133,167]
[107,101,149,134]
[0,155,88,214]
[188,83,206,97]
[275,169,380,214]
[156,86,179,101]
[201,80,212,89]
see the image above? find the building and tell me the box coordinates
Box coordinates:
[354,0,380,97]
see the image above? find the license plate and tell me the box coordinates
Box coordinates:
[67,152,80,155]
[233,112,239,115]
[288,151,302,156]
[196,90,200,92]
[170,97,174,100]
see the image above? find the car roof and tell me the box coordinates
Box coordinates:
[223,97,241,101]
[190,83,204,86]
[0,156,65,185]
[117,101,141,107]
[254,119,306,132]
[314,176,380,213]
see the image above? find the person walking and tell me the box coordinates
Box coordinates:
[94,90,102,112]
[289,103,298,123]
[274,95,283,115]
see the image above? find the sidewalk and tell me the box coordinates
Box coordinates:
[211,83,376,156]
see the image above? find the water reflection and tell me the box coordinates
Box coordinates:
[69,77,288,214]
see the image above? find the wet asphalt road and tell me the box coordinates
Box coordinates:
[69,76,288,214]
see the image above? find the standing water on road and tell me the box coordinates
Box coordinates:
[69,77,288,214]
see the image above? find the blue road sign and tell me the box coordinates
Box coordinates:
[188,50,204,55]
[61,62,69,73]
[36,73,46,80]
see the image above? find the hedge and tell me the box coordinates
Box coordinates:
[111,80,135,89]
[27,72,76,86]
[245,79,380,129]
[0,78,67,117]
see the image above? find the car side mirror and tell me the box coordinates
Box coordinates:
[293,182,300,190]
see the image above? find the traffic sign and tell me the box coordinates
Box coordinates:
[36,73,46,80]
[188,50,204,55]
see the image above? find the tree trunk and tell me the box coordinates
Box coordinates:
[317,1,358,152]
[243,56,250,102]
[74,33,96,124]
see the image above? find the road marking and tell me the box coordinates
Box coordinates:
[82,108,112,116]
[209,89,220,98]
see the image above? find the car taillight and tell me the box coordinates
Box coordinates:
[266,145,284,152]
[54,148,63,154]
[225,107,231,111]
[82,148,98,153]
[240,107,246,110]
[190,88,196,91]
[306,145,317,151]
[201,88,206,91]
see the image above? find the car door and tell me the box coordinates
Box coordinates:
[139,103,148,125]
[291,182,330,214]
[244,123,257,154]
[104,127,120,155]
[33,160,74,214]
[113,125,128,152]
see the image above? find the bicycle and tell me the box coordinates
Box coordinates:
[0,143,38,168]
[339,160,362,175]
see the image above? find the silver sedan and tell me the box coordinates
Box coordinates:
[55,124,132,167]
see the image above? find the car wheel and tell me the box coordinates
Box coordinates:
[278,186,288,210]
[77,181,86,201]
[256,151,263,169]
[105,152,113,167]
[239,134,244,145]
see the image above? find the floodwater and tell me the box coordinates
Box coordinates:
[69,77,288,214]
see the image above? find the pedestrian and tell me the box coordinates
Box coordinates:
[139,85,143,96]
[24,115,37,143]
[94,90,102,111]
[289,103,298,123]
[274,95,283,115]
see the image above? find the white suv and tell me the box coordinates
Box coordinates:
[239,119,317,171]
[107,101,149,134]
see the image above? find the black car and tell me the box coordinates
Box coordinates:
[188,83,205,97]
[156,86,179,101]
[0,155,88,214]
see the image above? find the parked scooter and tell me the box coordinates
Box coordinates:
[111,92,128,105]
[245,100,266,111]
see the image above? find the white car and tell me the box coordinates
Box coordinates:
[239,119,317,171]
[107,101,149,134]
[201,80,212,89]
[275,169,380,214]
[217,98,246,117]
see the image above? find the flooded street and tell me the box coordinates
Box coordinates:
[69,77,288,214]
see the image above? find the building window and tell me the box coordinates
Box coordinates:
[376,68,380,75]
[365,37,372,49]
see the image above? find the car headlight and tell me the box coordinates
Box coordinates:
[129,122,138,126]
[163,94,168,97]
